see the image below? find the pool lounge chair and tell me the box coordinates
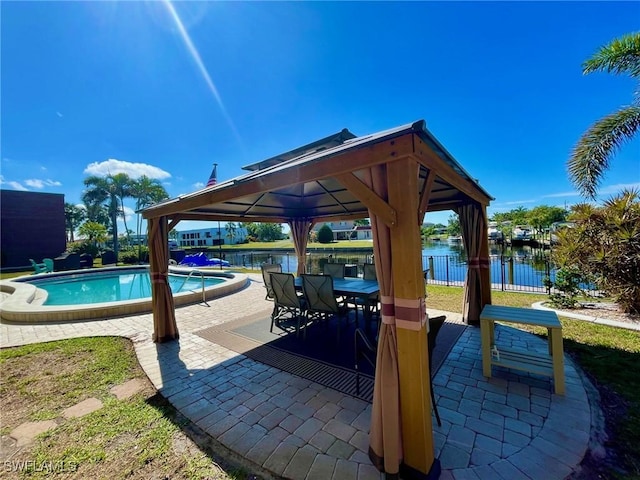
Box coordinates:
[30,259,47,274]
[42,258,54,272]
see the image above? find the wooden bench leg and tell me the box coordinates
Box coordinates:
[481,319,493,378]
[550,327,565,395]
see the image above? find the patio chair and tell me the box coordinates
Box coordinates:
[363,263,377,281]
[353,314,447,427]
[354,327,377,395]
[262,263,283,321]
[322,262,345,279]
[348,263,380,324]
[261,263,282,301]
[428,315,447,427]
[270,272,305,336]
[29,259,48,274]
[42,258,54,273]
[301,274,349,342]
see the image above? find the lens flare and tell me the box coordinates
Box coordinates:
[162,0,242,146]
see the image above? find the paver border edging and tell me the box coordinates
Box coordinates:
[531,302,640,332]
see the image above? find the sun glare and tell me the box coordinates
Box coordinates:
[161,0,242,146]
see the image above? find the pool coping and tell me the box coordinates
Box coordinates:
[0,266,249,323]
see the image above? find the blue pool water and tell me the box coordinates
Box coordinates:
[28,269,224,306]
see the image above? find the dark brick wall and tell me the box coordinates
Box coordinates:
[1,190,66,269]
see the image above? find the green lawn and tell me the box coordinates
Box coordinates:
[427,284,640,479]
[221,239,375,249]
[0,338,250,479]
[3,269,638,477]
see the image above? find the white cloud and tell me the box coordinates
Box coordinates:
[541,190,579,199]
[84,158,171,180]
[493,198,538,207]
[24,179,62,189]
[0,176,28,191]
[193,181,205,189]
[598,182,640,195]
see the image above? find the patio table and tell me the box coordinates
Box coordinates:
[480,304,565,395]
[294,276,379,298]
[295,276,380,333]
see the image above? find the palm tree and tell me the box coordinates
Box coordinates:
[131,176,169,261]
[83,174,129,259]
[568,32,640,199]
[64,202,86,243]
[84,202,110,226]
[225,222,237,244]
[78,221,108,255]
[110,173,134,245]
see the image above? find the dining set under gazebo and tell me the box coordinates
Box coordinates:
[142,120,494,479]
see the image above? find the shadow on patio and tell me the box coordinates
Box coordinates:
[147,306,591,480]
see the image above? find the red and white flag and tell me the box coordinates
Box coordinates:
[207,163,217,187]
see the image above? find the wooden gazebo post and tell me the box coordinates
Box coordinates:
[479,205,492,309]
[388,158,438,477]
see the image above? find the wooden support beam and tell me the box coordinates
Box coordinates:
[169,212,291,224]
[387,158,436,475]
[143,135,415,219]
[413,136,491,207]
[480,205,493,309]
[334,172,397,228]
[167,218,180,232]
[418,168,435,223]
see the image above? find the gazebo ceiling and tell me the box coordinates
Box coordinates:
[142,120,493,225]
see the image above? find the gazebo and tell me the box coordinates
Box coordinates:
[142,119,493,479]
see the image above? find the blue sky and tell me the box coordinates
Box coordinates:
[2,1,639,232]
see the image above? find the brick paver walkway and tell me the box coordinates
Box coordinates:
[1,274,593,479]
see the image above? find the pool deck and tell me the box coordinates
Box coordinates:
[1,274,596,479]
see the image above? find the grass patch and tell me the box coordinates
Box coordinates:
[0,337,139,425]
[0,338,123,416]
[0,270,32,280]
[0,337,254,479]
[218,239,374,250]
[426,284,544,313]
[427,284,640,478]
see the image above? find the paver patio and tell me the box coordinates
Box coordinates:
[0,274,594,479]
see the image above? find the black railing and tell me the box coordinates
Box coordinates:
[422,254,553,293]
[220,250,561,294]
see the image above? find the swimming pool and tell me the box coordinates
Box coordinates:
[30,269,225,306]
[0,266,249,323]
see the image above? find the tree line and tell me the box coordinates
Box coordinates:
[65,173,170,259]
[65,173,287,260]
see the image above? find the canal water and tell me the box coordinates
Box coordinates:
[223,240,555,292]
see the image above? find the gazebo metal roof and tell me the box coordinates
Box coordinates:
[142,118,495,478]
[142,120,493,224]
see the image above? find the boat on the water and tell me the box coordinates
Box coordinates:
[487,221,503,241]
[512,225,533,241]
[179,253,230,267]
[447,235,463,245]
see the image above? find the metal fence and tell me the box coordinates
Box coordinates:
[422,255,553,293]
[221,250,558,294]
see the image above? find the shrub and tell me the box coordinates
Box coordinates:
[67,240,100,257]
[551,189,640,314]
[317,224,334,244]
[118,247,148,265]
[543,266,591,309]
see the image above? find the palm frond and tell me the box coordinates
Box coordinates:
[582,32,640,78]
[568,106,640,199]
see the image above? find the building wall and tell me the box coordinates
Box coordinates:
[177,226,248,247]
[0,190,66,269]
[314,221,372,241]
[312,220,357,232]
